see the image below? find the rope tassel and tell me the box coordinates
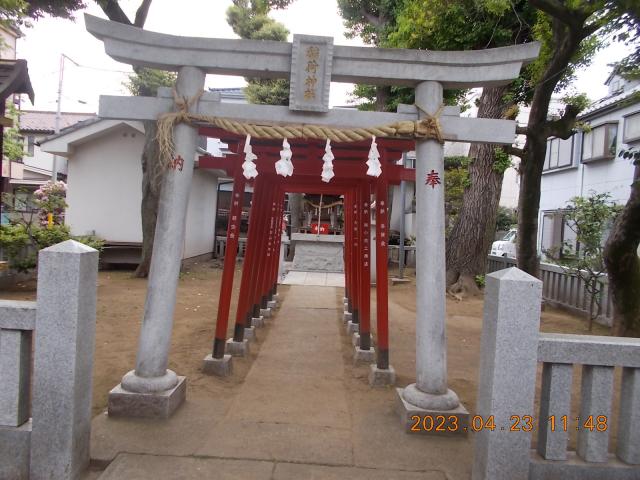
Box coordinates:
[242,134,258,180]
[321,138,335,183]
[275,138,294,177]
[366,136,382,177]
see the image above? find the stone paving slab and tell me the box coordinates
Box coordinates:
[98,453,448,480]
[281,271,345,287]
[98,453,274,480]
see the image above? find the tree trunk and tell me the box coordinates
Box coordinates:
[604,164,640,336]
[516,134,546,278]
[287,192,302,261]
[134,121,163,278]
[445,86,510,295]
[376,86,391,112]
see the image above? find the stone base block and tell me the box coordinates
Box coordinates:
[267,300,277,309]
[108,377,186,419]
[369,365,396,387]
[244,326,256,341]
[346,320,359,335]
[343,296,348,303]
[202,354,233,377]
[530,451,640,480]
[351,332,360,347]
[260,308,272,318]
[0,420,31,480]
[391,277,411,286]
[395,388,469,436]
[251,316,265,328]
[226,338,250,357]
[343,311,352,323]
[354,346,375,365]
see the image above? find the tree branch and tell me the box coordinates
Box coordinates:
[503,145,524,158]
[134,0,153,28]
[96,0,133,25]
[528,0,575,27]
[516,125,529,136]
[360,8,382,27]
[545,103,581,139]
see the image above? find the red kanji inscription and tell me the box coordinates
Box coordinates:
[425,169,441,188]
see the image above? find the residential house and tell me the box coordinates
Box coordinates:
[40,118,220,265]
[537,70,640,257]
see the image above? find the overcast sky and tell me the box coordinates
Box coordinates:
[15,0,633,115]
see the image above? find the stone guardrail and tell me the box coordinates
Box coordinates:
[486,255,613,325]
[0,240,99,480]
[472,267,639,480]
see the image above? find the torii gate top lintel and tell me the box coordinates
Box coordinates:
[85,13,540,92]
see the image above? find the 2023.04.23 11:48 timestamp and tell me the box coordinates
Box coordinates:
[409,415,609,433]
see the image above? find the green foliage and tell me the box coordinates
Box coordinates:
[495,206,516,231]
[2,100,23,162]
[0,181,102,272]
[0,0,84,27]
[444,156,470,235]
[124,68,176,97]
[551,192,622,329]
[492,147,512,174]
[226,0,291,106]
[474,274,485,288]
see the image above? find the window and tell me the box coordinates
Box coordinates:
[25,135,35,156]
[582,122,618,162]
[543,137,574,171]
[623,111,640,144]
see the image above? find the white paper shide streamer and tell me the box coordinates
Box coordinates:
[275,138,294,177]
[321,138,335,183]
[366,136,382,177]
[242,134,258,179]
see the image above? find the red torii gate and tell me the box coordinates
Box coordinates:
[199,126,415,374]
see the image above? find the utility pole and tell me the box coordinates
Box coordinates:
[52,54,79,181]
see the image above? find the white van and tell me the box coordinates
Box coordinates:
[491,229,517,258]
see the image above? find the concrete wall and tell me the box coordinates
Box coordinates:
[184,169,218,258]
[66,124,144,242]
[0,25,17,60]
[23,136,67,175]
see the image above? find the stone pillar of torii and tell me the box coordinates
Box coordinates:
[85,14,539,424]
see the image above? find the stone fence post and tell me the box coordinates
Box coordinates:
[472,267,542,480]
[30,240,99,480]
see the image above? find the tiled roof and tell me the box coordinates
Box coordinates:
[580,84,640,119]
[0,59,33,103]
[19,110,96,133]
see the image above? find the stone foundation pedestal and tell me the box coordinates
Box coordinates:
[226,339,250,357]
[346,321,359,335]
[260,308,272,318]
[354,347,375,364]
[369,365,396,387]
[251,316,264,328]
[108,377,186,419]
[244,326,256,341]
[351,332,360,346]
[267,300,277,309]
[0,421,31,480]
[202,354,233,377]
[343,311,352,323]
[396,387,469,435]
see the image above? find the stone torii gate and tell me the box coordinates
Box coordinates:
[85,13,539,424]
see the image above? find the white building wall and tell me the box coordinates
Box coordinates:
[66,125,144,242]
[23,135,67,174]
[537,101,639,251]
[0,26,17,59]
[184,169,218,258]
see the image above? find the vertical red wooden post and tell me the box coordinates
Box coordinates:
[343,191,352,313]
[260,181,279,310]
[248,182,273,321]
[232,179,265,341]
[269,188,285,297]
[359,181,372,350]
[212,172,246,358]
[375,179,390,369]
[351,186,361,326]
